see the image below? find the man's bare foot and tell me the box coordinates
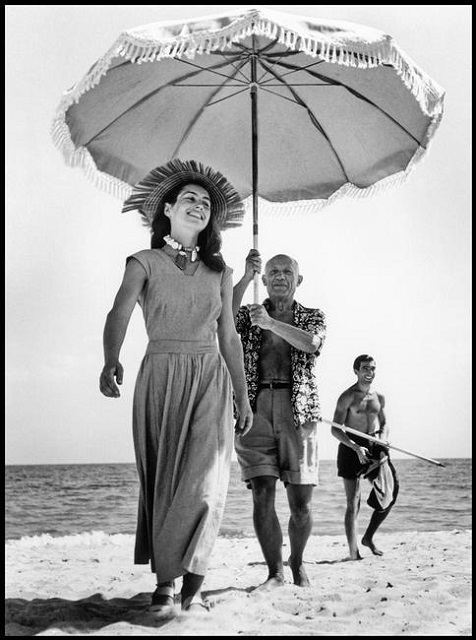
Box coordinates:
[253,575,285,592]
[362,536,383,555]
[288,558,311,587]
[182,595,211,613]
[349,549,363,561]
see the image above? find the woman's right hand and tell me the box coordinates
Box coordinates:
[99,362,124,398]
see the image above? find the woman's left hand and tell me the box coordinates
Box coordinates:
[234,398,253,437]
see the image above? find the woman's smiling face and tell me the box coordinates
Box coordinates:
[165,183,211,233]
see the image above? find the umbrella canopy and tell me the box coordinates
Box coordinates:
[52,6,444,220]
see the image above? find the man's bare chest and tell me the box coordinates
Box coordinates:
[349,393,381,417]
[261,310,293,352]
[260,329,290,354]
[270,310,294,324]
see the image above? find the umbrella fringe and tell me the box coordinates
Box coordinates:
[50,8,445,207]
[51,94,443,216]
[52,10,444,122]
[244,110,443,219]
[51,114,133,200]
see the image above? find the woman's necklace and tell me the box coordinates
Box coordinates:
[163,234,200,270]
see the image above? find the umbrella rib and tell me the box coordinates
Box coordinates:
[80,58,246,146]
[209,49,247,56]
[172,56,250,84]
[170,63,247,158]
[174,54,249,86]
[263,50,315,57]
[258,60,350,181]
[173,83,248,87]
[256,43,326,84]
[233,40,278,56]
[259,86,317,105]
[231,40,310,85]
[258,57,330,85]
[257,51,293,84]
[229,40,292,84]
[205,87,250,107]
[259,83,334,87]
[271,59,424,146]
[213,51,253,84]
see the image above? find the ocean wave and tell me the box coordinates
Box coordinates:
[217,527,251,538]
[6,529,470,552]
[5,530,135,549]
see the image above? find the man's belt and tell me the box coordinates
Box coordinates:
[258,381,292,389]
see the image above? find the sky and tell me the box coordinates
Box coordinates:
[6,5,471,465]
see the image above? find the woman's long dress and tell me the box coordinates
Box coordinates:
[128,249,233,581]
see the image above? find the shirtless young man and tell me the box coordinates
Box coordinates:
[232,251,327,589]
[331,355,398,560]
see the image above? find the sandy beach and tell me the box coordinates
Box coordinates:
[5,529,471,636]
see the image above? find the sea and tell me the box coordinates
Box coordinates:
[5,459,471,542]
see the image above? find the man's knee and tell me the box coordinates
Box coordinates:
[290,501,312,526]
[345,503,359,517]
[345,493,361,514]
[287,485,313,523]
[250,476,277,505]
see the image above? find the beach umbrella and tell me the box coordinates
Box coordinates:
[52,6,444,300]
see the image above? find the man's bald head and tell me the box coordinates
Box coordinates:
[265,254,300,275]
[262,254,303,300]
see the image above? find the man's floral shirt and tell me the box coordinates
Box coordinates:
[236,299,327,428]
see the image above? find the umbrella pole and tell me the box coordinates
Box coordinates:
[321,418,446,467]
[250,35,260,304]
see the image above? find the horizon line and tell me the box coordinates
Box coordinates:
[5,456,471,467]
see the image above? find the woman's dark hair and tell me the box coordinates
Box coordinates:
[150,182,226,272]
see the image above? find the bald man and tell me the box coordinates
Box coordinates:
[232,250,327,590]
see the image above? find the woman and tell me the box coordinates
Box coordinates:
[99,159,253,613]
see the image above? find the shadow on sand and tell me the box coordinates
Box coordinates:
[202,585,253,599]
[5,592,177,636]
[5,586,256,636]
[312,557,361,565]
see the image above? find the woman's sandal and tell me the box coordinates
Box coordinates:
[148,584,175,613]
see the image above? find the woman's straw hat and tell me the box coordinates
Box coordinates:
[122,159,244,230]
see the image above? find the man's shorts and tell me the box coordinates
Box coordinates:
[337,442,366,479]
[337,434,387,479]
[234,387,319,486]
[337,437,399,512]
